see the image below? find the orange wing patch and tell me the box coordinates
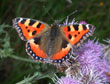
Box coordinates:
[51,44,71,63]
[13,18,46,41]
[63,24,95,46]
[26,39,48,61]
[18,22,44,40]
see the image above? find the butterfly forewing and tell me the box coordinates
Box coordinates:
[60,24,95,46]
[13,17,51,41]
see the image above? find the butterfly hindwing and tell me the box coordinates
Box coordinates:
[50,42,72,63]
[26,37,48,62]
[60,24,95,46]
[13,17,51,41]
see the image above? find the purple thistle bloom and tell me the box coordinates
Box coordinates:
[59,16,78,27]
[79,67,105,84]
[79,21,87,24]
[56,77,79,84]
[102,43,110,82]
[100,59,110,82]
[75,40,110,83]
[59,17,87,27]
[76,40,103,70]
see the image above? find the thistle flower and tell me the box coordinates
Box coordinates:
[79,67,105,84]
[79,21,87,24]
[103,39,110,62]
[75,40,110,83]
[55,76,80,84]
[60,17,86,26]
[102,39,110,82]
[63,16,78,26]
[76,40,103,70]
[100,60,110,82]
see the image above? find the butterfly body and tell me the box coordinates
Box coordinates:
[13,17,95,64]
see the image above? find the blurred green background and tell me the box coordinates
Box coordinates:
[0,0,110,84]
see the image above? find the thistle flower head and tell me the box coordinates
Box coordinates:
[58,17,78,27]
[76,40,103,70]
[56,76,79,84]
[103,39,110,62]
[63,17,77,25]
[100,59,110,82]
[102,39,110,82]
[79,67,105,84]
[79,21,87,24]
[59,17,87,27]
[75,40,110,82]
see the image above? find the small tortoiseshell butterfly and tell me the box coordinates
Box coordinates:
[13,17,95,64]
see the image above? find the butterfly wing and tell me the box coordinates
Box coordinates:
[13,17,51,41]
[60,24,95,46]
[50,41,72,63]
[26,37,48,62]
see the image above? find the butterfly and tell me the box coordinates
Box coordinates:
[12,17,95,64]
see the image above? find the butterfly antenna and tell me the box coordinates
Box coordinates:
[43,6,54,21]
[59,10,78,23]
